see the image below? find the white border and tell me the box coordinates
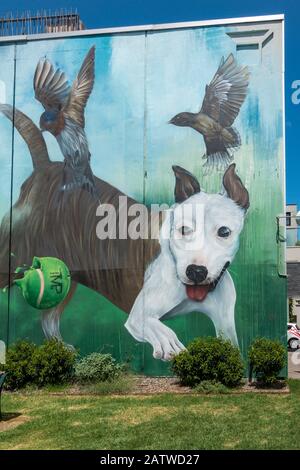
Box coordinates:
[282,16,286,216]
[281,17,287,275]
[0,14,284,43]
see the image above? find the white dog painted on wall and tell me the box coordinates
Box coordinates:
[125,163,249,361]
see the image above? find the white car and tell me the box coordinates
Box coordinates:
[288,323,300,351]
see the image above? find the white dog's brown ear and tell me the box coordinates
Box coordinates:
[172,165,200,203]
[223,164,250,210]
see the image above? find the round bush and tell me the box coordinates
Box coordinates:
[4,339,77,389]
[75,353,123,383]
[32,339,77,386]
[172,336,244,387]
[4,340,37,390]
[248,338,286,385]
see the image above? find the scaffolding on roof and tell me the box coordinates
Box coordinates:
[0,9,85,36]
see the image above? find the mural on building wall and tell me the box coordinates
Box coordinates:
[125,163,249,360]
[0,22,285,374]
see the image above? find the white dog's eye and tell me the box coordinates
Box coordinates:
[217,226,231,238]
[179,226,193,236]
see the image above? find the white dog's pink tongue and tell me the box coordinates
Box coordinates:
[186,284,209,301]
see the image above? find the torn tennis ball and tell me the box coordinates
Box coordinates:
[14,256,71,309]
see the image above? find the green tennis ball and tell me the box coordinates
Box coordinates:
[14,256,71,309]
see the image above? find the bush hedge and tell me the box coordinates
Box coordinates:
[248,338,286,385]
[74,353,124,383]
[172,336,244,388]
[3,339,77,390]
[32,339,77,387]
[2,340,37,390]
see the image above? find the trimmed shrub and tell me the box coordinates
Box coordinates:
[32,339,77,386]
[3,339,77,389]
[75,353,124,383]
[248,338,286,385]
[3,340,37,390]
[172,336,244,388]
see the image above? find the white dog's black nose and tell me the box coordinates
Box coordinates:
[186,264,208,283]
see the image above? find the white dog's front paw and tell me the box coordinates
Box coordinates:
[153,340,184,361]
[147,319,186,361]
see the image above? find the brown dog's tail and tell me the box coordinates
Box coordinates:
[0,103,50,169]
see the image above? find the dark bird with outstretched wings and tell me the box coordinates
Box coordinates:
[169,54,250,172]
[34,45,98,196]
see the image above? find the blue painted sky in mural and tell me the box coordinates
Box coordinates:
[0,0,298,206]
[0,22,280,218]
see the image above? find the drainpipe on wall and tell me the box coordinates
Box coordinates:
[276,215,287,277]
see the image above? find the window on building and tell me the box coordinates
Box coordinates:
[286,212,291,226]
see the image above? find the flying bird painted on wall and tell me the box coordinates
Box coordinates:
[169,53,250,172]
[34,45,98,196]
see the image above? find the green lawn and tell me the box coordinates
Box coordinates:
[0,380,300,450]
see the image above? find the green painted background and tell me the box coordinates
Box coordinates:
[0,19,286,376]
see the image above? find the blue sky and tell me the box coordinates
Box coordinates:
[0,0,299,205]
